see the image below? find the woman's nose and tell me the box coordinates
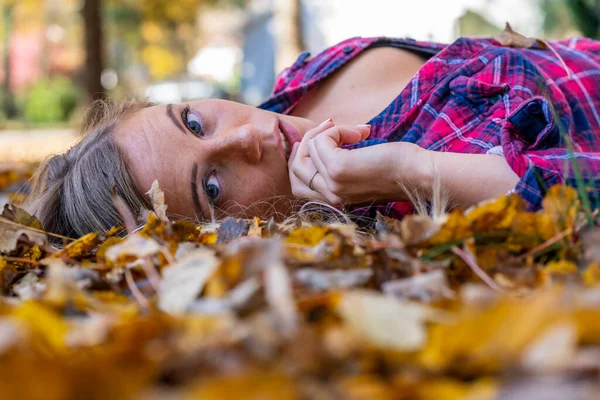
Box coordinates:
[210,124,262,164]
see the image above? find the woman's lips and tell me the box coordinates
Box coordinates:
[278,118,302,146]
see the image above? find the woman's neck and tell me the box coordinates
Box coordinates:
[289,47,426,125]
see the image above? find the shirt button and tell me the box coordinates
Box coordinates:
[343,45,354,55]
[526,101,543,116]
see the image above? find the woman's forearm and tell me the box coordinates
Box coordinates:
[405,146,521,208]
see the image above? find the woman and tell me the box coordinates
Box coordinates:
[27,35,600,238]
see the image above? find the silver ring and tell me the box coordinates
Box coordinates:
[308,171,319,191]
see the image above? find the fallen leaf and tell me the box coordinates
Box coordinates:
[216,217,249,244]
[49,232,98,260]
[1,204,43,230]
[337,290,444,351]
[521,323,577,372]
[0,217,47,254]
[145,179,169,222]
[294,268,373,291]
[0,319,24,356]
[382,270,454,302]
[494,22,547,49]
[262,240,299,337]
[104,234,163,263]
[158,248,219,314]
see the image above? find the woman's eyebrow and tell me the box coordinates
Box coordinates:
[190,163,205,220]
[167,104,186,134]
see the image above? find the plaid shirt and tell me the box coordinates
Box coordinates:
[259,36,600,220]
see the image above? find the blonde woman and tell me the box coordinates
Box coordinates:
[28,36,600,238]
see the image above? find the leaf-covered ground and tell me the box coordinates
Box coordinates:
[1,173,600,400]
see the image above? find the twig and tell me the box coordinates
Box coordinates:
[451,246,506,293]
[112,188,138,234]
[540,39,572,80]
[125,268,150,310]
[518,227,573,261]
[141,256,161,292]
[3,256,43,266]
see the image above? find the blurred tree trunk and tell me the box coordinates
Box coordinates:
[83,0,105,102]
[566,0,600,39]
[273,0,304,73]
[2,3,17,118]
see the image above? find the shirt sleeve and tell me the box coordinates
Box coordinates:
[501,96,600,210]
[487,38,600,211]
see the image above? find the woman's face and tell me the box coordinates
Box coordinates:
[114,99,316,220]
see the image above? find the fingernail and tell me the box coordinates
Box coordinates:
[319,118,334,127]
[357,124,370,129]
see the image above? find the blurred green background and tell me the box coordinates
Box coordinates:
[0,0,598,146]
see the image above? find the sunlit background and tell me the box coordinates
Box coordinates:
[0,0,597,165]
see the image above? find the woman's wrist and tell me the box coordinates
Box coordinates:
[386,142,434,202]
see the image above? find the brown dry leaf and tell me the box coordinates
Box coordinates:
[400,214,439,245]
[145,179,169,222]
[1,204,43,230]
[0,217,48,254]
[494,22,548,49]
[493,24,572,81]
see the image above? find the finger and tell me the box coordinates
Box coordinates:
[297,118,334,158]
[304,171,345,205]
[290,156,320,187]
[308,136,328,181]
[359,124,371,140]
[318,125,371,148]
[288,142,300,164]
[289,169,329,202]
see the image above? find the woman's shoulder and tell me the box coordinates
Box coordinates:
[259,36,444,113]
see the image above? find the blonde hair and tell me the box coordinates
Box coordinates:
[26,99,154,239]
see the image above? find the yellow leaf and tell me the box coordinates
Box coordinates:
[50,232,98,260]
[545,260,578,275]
[417,377,497,400]
[465,194,524,233]
[582,262,600,286]
[419,289,565,372]
[541,185,579,230]
[187,371,298,400]
[426,209,472,247]
[285,226,330,247]
[11,301,69,353]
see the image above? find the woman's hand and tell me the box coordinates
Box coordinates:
[288,119,428,206]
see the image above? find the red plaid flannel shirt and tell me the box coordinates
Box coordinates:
[259,36,600,221]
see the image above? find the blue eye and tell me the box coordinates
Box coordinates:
[205,174,220,201]
[183,106,203,136]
